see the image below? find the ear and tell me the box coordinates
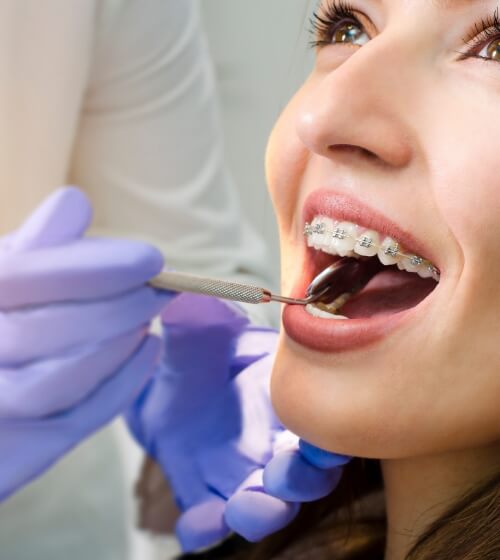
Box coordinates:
[8,186,92,252]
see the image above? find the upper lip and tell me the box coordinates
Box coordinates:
[303,189,440,270]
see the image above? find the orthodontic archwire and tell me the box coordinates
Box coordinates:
[303,221,440,280]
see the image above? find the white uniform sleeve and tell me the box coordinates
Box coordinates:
[68,0,277,327]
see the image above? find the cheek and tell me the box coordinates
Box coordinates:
[270,341,412,457]
[265,92,310,237]
[432,138,500,260]
[425,82,500,268]
[426,102,500,328]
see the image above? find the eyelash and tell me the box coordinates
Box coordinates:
[309,1,500,63]
[309,0,359,50]
[459,8,500,62]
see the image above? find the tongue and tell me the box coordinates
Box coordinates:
[339,268,436,319]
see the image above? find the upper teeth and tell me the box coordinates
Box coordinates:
[304,216,440,281]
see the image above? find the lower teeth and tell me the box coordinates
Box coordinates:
[322,292,352,312]
[305,295,353,318]
[305,304,348,319]
[304,291,353,319]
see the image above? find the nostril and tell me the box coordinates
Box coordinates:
[328,144,378,160]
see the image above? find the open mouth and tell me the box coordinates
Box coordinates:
[282,191,443,353]
[303,216,440,320]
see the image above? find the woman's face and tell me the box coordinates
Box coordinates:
[267,0,500,458]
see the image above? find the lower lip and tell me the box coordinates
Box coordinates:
[282,303,419,353]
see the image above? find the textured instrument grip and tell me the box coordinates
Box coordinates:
[150,270,267,305]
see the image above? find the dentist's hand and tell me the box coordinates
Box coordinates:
[127,295,350,552]
[0,187,173,501]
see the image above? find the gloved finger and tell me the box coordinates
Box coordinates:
[160,294,249,389]
[8,187,92,253]
[0,334,161,502]
[231,327,279,375]
[0,328,149,418]
[194,359,280,498]
[263,449,343,503]
[272,429,300,455]
[133,389,269,508]
[299,439,352,469]
[176,496,231,553]
[225,469,300,543]
[161,293,249,332]
[0,237,165,310]
[197,441,262,500]
[69,334,162,434]
[132,409,217,510]
[156,446,218,512]
[0,287,171,365]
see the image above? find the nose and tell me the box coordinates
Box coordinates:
[296,40,415,169]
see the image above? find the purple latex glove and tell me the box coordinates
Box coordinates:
[0,187,173,501]
[127,294,350,551]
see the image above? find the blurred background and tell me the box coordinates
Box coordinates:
[201,0,313,288]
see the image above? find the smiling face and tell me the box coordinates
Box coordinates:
[267,0,500,458]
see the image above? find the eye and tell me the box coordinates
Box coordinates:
[478,37,500,61]
[333,22,369,46]
[459,8,500,64]
[309,1,371,50]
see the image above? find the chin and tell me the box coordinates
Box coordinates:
[270,333,498,460]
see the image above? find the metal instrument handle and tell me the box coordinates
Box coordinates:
[149,270,315,306]
[150,270,270,305]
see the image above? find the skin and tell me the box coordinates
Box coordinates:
[266,0,500,557]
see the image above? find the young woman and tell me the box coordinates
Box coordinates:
[203,0,500,558]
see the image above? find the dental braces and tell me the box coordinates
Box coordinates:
[304,221,440,279]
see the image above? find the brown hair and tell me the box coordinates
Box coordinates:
[406,469,500,560]
[244,463,499,560]
[182,459,499,560]
[232,459,386,560]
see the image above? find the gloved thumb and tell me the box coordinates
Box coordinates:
[8,186,92,253]
[176,497,230,552]
[224,469,300,543]
[263,448,344,502]
[298,440,352,470]
[263,437,350,502]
